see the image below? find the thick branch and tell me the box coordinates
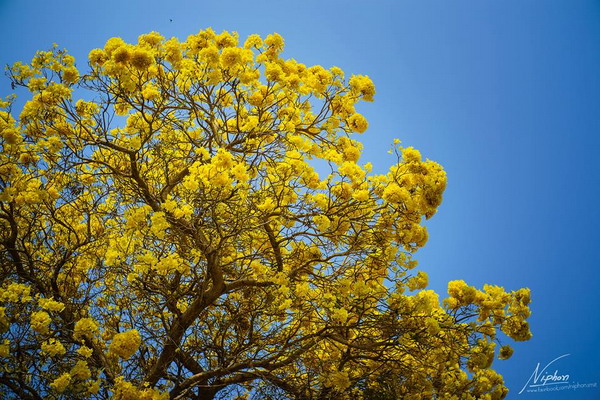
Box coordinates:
[264,221,284,272]
[145,252,225,386]
[0,375,43,400]
[129,153,159,210]
[159,166,190,201]
[0,208,45,293]
[173,336,321,395]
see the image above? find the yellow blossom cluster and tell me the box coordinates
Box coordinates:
[38,297,65,312]
[41,338,66,357]
[0,28,532,399]
[445,280,532,342]
[0,282,32,302]
[112,377,169,400]
[73,318,99,342]
[30,311,51,334]
[0,339,9,357]
[51,373,71,393]
[109,329,141,359]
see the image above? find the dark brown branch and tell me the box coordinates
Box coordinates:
[145,252,225,385]
[129,153,159,210]
[0,375,43,400]
[159,166,190,201]
[264,221,284,272]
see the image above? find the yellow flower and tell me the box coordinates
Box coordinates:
[164,38,182,65]
[331,308,349,324]
[347,113,368,133]
[75,99,99,117]
[77,346,94,358]
[110,329,141,359]
[352,189,370,201]
[382,183,410,204]
[41,338,66,357]
[498,345,514,360]
[328,370,351,391]
[88,48,107,66]
[313,214,331,232]
[264,33,284,52]
[221,47,242,68]
[0,339,9,357]
[295,282,311,298]
[138,31,164,48]
[104,37,126,55]
[182,176,200,191]
[402,146,422,163]
[150,212,169,239]
[1,282,32,302]
[38,297,65,312]
[501,316,532,341]
[310,193,329,209]
[213,148,234,169]
[154,253,188,275]
[88,380,101,395]
[73,318,99,342]
[338,161,365,182]
[447,280,477,305]
[130,48,154,70]
[70,360,91,380]
[50,373,71,393]
[342,145,361,162]
[425,317,441,335]
[349,74,375,101]
[113,377,139,399]
[231,163,250,183]
[407,271,429,291]
[30,311,51,334]
[142,84,160,101]
[265,63,284,82]
[200,46,220,66]
[215,31,238,48]
[210,171,232,187]
[244,34,263,49]
[62,66,79,84]
[112,46,131,64]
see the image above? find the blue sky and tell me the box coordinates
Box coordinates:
[1,1,599,398]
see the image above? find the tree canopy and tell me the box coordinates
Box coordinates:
[0,28,532,400]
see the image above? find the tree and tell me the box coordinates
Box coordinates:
[0,28,532,400]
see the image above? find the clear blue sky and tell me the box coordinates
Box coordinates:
[1,1,599,398]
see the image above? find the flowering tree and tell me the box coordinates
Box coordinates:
[0,29,532,400]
